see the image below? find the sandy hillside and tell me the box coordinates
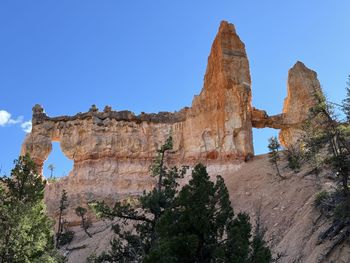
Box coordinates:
[59,154,350,263]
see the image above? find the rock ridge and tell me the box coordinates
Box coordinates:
[32,104,188,126]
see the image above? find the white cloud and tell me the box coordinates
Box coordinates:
[21,121,32,133]
[8,115,24,124]
[0,109,31,133]
[0,110,11,126]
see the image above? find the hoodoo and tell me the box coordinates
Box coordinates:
[251,61,322,146]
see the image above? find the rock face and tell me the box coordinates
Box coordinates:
[21,21,255,220]
[251,61,322,146]
[21,21,323,221]
[279,61,322,145]
[186,21,253,160]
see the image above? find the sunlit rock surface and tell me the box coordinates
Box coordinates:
[252,61,322,147]
[21,21,323,222]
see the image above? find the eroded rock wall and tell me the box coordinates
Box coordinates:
[21,21,324,221]
[22,21,254,220]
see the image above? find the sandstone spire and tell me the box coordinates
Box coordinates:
[251,61,323,146]
[203,21,251,91]
[279,61,322,145]
[189,20,253,158]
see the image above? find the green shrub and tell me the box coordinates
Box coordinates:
[334,197,350,220]
[57,231,75,246]
[47,177,58,183]
[314,190,329,207]
[284,146,302,172]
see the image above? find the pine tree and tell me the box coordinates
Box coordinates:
[342,75,350,122]
[300,88,350,256]
[147,164,238,262]
[0,154,63,262]
[48,164,55,179]
[249,208,272,263]
[56,189,70,247]
[75,206,92,238]
[267,136,284,179]
[303,90,350,195]
[89,136,183,262]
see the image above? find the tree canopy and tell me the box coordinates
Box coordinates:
[0,154,62,263]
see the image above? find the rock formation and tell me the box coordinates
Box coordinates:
[279,61,322,145]
[252,61,322,146]
[21,21,323,221]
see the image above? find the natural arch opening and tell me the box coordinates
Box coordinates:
[43,142,73,179]
[253,127,279,155]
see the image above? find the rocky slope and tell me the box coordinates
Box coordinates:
[59,154,350,263]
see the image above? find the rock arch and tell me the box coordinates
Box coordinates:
[21,21,322,220]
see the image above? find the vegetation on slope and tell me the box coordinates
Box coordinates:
[277,76,350,261]
[0,154,64,263]
[88,137,272,263]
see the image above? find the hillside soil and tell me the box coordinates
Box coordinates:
[58,154,350,263]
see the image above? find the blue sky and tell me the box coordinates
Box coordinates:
[1,1,350,177]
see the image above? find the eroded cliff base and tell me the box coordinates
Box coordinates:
[57,154,350,263]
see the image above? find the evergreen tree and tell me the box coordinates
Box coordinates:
[342,75,350,122]
[56,189,70,247]
[147,164,238,263]
[48,164,55,179]
[303,90,350,195]
[300,88,350,256]
[89,136,183,262]
[283,145,302,172]
[75,206,92,238]
[90,138,272,263]
[0,154,62,263]
[249,209,272,263]
[267,136,284,179]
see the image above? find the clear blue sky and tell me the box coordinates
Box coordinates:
[1,1,350,177]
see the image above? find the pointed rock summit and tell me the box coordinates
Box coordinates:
[203,20,250,91]
[251,60,323,146]
[189,20,253,158]
[279,61,322,145]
